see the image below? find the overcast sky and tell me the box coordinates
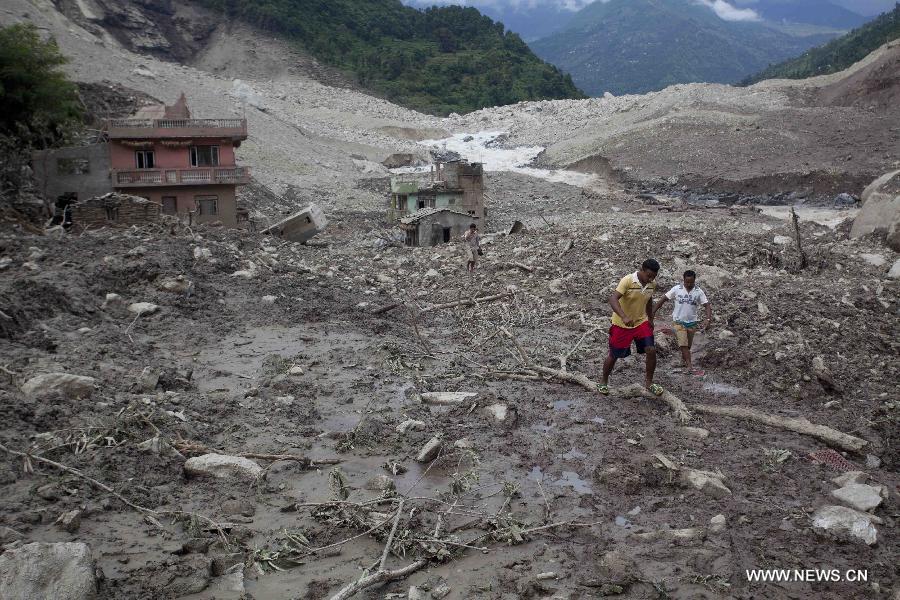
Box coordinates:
[404,0,898,17]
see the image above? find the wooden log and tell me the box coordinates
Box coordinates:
[425,291,514,312]
[616,383,692,424]
[693,404,867,452]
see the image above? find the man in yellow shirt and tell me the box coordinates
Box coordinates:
[598,259,663,396]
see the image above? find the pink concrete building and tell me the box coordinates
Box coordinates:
[106,94,249,227]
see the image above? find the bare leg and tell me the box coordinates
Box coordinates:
[602,353,617,384]
[644,347,657,389]
[680,346,692,370]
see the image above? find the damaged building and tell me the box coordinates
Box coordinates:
[388,161,486,227]
[31,93,251,229]
[398,207,478,247]
[71,193,161,229]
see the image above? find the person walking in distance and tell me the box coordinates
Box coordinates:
[598,259,664,396]
[653,269,712,376]
[462,223,481,273]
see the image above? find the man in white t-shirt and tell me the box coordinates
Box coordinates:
[653,270,712,376]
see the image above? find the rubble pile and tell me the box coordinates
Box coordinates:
[0,182,897,597]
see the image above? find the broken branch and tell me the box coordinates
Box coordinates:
[617,383,692,424]
[693,404,867,452]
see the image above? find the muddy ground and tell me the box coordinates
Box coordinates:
[0,174,898,600]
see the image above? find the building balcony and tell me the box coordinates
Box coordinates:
[112,166,250,188]
[107,118,248,140]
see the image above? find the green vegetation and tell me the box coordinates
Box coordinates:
[0,23,82,147]
[194,0,585,115]
[743,3,900,84]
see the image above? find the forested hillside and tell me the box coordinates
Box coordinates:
[743,3,900,83]
[195,0,585,115]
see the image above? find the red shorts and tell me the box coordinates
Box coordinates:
[609,321,655,358]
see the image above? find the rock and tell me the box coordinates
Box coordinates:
[408,586,427,600]
[193,247,213,261]
[211,564,244,596]
[425,268,440,278]
[812,505,878,545]
[364,475,396,492]
[21,373,95,399]
[757,302,769,318]
[833,192,858,208]
[888,259,900,279]
[860,253,887,267]
[831,483,884,512]
[137,366,159,392]
[709,514,727,533]
[396,419,426,434]
[0,542,97,600]
[166,555,211,596]
[717,329,735,340]
[288,366,304,376]
[101,293,122,309]
[0,526,23,545]
[136,436,181,457]
[851,169,900,251]
[416,436,442,463]
[432,583,451,599]
[420,391,476,405]
[773,235,791,245]
[157,276,193,294]
[184,454,263,481]
[127,302,159,315]
[221,499,256,517]
[453,438,474,449]
[36,483,61,501]
[261,295,277,304]
[866,454,881,469]
[832,471,868,487]
[548,278,565,294]
[680,468,731,498]
[484,403,508,422]
[677,426,709,440]
[55,510,82,533]
[377,273,396,285]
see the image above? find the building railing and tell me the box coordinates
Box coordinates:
[113,167,250,187]
[106,118,248,139]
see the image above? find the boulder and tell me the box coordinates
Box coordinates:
[677,426,709,440]
[812,505,878,546]
[184,454,263,481]
[888,259,900,279]
[0,542,97,600]
[21,373,95,399]
[851,170,900,251]
[55,510,82,533]
[832,471,868,486]
[680,468,731,498]
[831,483,884,512]
[709,514,727,533]
[396,419,426,434]
[416,436,442,463]
[420,392,476,405]
[157,276,193,294]
[484,403,508,422]
[127,302,159,315]
[364,475,396,492]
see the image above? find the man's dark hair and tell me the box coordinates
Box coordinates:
[469,223,477,229]
[642,258,660,273]
[684,270,696,279]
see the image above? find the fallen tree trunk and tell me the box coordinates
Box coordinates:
[328,559,428,600]
[425,291,514,312]
[693,404,867,452]
[617,383,692,424]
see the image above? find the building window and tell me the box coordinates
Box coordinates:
[191,146,219,167]
[105,206,119,221]
[135,150,155,169]
[196,196,218,216]
[161,196,177,215]
[57,158,90,175]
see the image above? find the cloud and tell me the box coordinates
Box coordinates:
[695,0,761,21]
[405,0,594,11]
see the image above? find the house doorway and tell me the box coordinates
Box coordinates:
[442,227,451,243]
